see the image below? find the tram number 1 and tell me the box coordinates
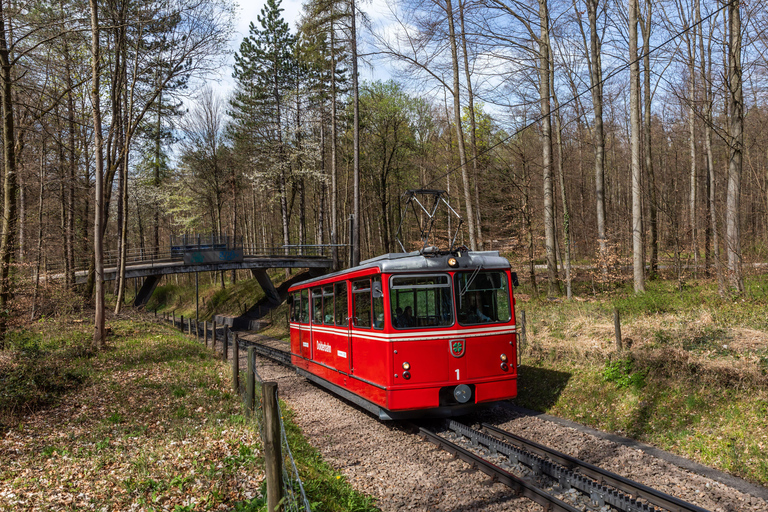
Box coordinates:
[455,369,460,381]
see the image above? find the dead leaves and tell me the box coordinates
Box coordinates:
[0,320,265,511]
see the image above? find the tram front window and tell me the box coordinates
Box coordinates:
[455,271,511,326]
[389,274,453,329]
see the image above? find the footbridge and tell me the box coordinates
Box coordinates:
[67,236,335,309]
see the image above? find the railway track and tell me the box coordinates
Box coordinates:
[416,420,711,512]
[240,336,711,512]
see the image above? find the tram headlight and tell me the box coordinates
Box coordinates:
[448,257,458,267]
[500,353,508,362]
[501,362,509,372]
[403,371,411,380]
[402,362,410,371]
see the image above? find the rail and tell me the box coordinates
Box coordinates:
[417,423,581,512]
[445,421,710,512]
[166,331,711,512]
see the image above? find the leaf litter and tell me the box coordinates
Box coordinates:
[0,319,265,511]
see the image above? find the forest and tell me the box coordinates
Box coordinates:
[0,0,765,345]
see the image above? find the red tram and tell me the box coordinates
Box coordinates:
[287,249,518,420]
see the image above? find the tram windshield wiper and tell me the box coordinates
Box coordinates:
[459,265,483,297]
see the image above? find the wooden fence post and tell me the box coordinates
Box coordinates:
[223,325,229,361]
[204,321,208,347]
[246,347,255,418]
[212,322,217,351]
[232,333,239,392]
[614,308,623,351]
[180,315,184,333]
[262,381,284,512]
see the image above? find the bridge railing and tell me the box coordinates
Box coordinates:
[41,244,341,276]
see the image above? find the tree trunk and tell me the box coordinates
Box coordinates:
[586,0,608,270]
[551,56,571,299]
[89,0,106,347]
[458,0,483,249]
[726,0,743,292]
[330,19,339,269]
[0,5,18,342]
[539,0,560,296]
[642,0,657,277]
[31,146,45,320]
[351,0,361,265]
[629,0,644,293]
[65,51,76,288]
[699,5,725,294]
[687,17,699,275]
[445,0,477,252]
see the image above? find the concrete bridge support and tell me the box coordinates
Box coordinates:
[134,275,161,308]
[251,269,280,305]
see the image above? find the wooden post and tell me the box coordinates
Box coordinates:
[232,333,239,392]
[519,310,526,365]
[195,319,200,340]
[246,347,255,418]
[614,308,623,351]
[223,324,229,361]
[212,322,217,351]
[204,321,208,347]
[262,382,284,512]
[180,315,184,333]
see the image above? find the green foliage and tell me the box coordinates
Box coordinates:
[0,325,92,432]
[602,358,647,389]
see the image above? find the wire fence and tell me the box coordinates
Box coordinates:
[163,313,312,511]
[245,348,311,512]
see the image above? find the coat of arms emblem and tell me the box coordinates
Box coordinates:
[450,339,465,358]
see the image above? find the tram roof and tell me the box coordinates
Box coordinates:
[291,251,511,289]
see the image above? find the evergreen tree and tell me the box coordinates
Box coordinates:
[229,0,296,249]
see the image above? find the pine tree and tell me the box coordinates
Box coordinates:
[229,0,296,250]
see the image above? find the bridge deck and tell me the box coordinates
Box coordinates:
[74,256,333,284]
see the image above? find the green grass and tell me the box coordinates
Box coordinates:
[516,274,768,327]
[144,269,292,321]
[515,347,768,486]
[512,274,768,485]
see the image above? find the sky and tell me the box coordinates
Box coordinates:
[211,0,392,98]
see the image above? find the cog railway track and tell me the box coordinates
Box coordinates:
[238,335,711,512]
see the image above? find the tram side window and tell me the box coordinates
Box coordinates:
[372,276,384,329]
[455,271,512,326]
[300,289,309,323]
[389,274,453,329]
[289,293,298,322]
[322,286,334,324]
[335,282,348,326]
[352,279,372,328]
[312,288,323,324]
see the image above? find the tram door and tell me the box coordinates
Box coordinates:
[335,281,351,374]
[299,289,311,359]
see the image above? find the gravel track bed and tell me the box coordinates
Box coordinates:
[234,333,767,511]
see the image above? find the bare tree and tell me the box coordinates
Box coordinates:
[726,0,743,292]
[89,0,106,347]
[629,0,644,292]
[575,0,609,270]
